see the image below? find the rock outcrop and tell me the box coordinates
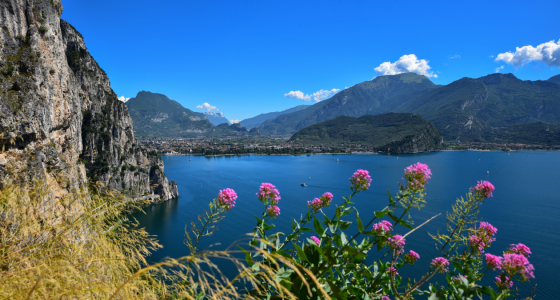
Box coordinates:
[0,0,178,202]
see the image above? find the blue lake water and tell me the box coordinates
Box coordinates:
[132,151,560,298]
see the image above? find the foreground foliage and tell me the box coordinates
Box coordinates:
[0,160,537,299]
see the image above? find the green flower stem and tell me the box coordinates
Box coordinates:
[186,201,222,272]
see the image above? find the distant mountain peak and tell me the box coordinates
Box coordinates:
[548,74,560,84]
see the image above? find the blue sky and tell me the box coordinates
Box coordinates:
[61,0,560,122]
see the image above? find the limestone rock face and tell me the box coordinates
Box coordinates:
[0,0,178,201]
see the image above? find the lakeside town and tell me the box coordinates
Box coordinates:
[138,137,560,156]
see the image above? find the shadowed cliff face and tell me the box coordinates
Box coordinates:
[0,0,178,201]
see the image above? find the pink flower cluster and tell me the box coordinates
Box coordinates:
[430,257,449,273]
[258,183,281,219]
[307,192,334,212]
[508,243,532,257]
[404,250,420,265]
[349,169,372,192]
[485,243,534,289]
[386,235,405,254]
[372,220,393,234]
[257,183,281,204]
[310,236,320,245]
[502,253,534,280]
[381,296,391,300]
[495,275,513,289]
[485,253,503,269]
[471,180,495,199]
[387,266,398,277]
[217,188,237,210]
[404,162,432,190]
[469,221,497,252]
[266,205,281,219]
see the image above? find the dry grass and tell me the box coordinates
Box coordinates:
[0,170,317,299]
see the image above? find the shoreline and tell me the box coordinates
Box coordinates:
[160,148,559,158]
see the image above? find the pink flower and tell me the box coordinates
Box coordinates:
[431,257,449,273]
[470,222,497,252]
[217,188,237,210]
[404,250,420,265]
[387,266,398,277]
[310,236,320,245]
[307,198,323,212]
[372,220,393,234]
[257,183,281,204]
[495,275,513,289]
[307,192,334,212]
[452,275,467,282]
[479,222,498,237]
[501,253,534,280]
[469,235,486,252]
[521,263,535,280]
[350,169,372,192]
[266,205,280,218]
[404,162,432,190]
[321,192,333,203]
[381,296,391,300]
[508,243,532,257]
[485,253,503,269]
[471,180,495,199]
[386,235,406,254]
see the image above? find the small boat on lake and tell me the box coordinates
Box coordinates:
[487,170,490,174]
[301,183,307,187]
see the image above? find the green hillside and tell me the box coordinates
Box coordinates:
[126,91,213,138]
[289,113,443,153]
[259,73,437,135]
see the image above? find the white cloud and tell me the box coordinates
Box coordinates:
[374,54,437,78]
[284,91,311,101]
[495,65,504,73]
[196,102,219,112]
[495,40,560,67]
[450,54,461,59]
[284,88,340,103]
[230,119,240,124]
[118,95,130,102]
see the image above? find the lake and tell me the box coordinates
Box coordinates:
[132,151,560,298]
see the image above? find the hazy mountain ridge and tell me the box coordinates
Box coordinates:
[203,111,230,126]
[240,105,310,129]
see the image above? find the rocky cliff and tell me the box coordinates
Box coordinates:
[0,0,178,201]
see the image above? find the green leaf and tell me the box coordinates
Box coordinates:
[294,244,308,262]
[355,208,364,232]
[374,210,389,219]
[314,216,325,236]
[451,261,463,273]
[239,246,254,266]
[340,221,351,230]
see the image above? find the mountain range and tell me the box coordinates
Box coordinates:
[259,72,560,144]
